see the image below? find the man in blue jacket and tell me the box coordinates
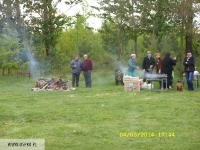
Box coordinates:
[70,55,82,87]
[127,54,139,77]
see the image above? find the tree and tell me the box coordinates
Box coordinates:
[169,0,199,78]
[0,0,24,41]
[137,0,174,52]
[0,0,25,75]
[96,0,133,59]
[126,0,142,56]
[0,24,20,75]
[21,0,67,56]
[56,14,111,71]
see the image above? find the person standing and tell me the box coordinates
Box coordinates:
[183,50,195,91]
[162,52,176,89]
[155,53,163,88]
[82,54,93,88]
[70,55,82,87]
[127,54,139,77]
[142,51,156,82]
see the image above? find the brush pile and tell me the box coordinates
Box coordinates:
[31,77,75,91]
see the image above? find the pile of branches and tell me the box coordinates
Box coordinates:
[31,78,75,91]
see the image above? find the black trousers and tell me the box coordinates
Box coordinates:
[72,73,80,87]
[143,68,153,83]
[164,71,173,88]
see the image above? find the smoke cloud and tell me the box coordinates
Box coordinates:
[26,50,40,80]
[26,51,52,80]
[145,73,167,79]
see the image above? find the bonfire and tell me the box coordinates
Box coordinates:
[31,77,75,91]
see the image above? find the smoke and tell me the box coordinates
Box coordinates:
[116,63,165,80]
[116,60,144,79]
[119,65,128,75]
[135,68,144,78]
[145,73,166,79]
[26,50,40,80]
[116,60,127,75]
[26,51,52,80]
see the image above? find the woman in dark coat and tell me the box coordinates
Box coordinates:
[183,50,195,91]
[162,52,176,89]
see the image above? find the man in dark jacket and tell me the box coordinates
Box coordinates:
[70,55,82,87]
[142,51,156,82]
[183,50,195,91]
[82,54,93,88]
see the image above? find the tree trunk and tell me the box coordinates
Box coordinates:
[185,0,193,52]
[133,29,138,56]
[185,16,193,52]
[8,68,10,76]
[185,34,193,52]
[2,68,5,76]
[180,18,184,79]
[118,25,123,59]
[45,45,50,56]
[157,35,162,52]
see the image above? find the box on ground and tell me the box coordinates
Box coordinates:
[123,76,140,91]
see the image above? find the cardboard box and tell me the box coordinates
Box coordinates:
[123,76,140,91]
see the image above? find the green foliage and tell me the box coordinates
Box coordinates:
[0,25,21,75]
[56,15,112,71]
[97,0,135,59]
[193,33,200,55]
[22,0,69,56]
[99,21,122,55]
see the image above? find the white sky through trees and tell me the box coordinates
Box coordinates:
[56,0,200,30]
[56,0,102,29]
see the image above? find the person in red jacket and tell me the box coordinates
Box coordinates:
[155,52,163,89]
[82,54,93,88]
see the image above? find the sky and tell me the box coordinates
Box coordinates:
[57,0,200,30]
[56,0,102,29]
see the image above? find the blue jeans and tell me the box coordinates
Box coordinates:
[185,71,194,91]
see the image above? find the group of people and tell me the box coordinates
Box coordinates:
[127,50,195,91]
[70,50,195,91]
[70,54,93,88]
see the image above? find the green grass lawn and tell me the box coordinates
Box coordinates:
[0,72,200,150]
